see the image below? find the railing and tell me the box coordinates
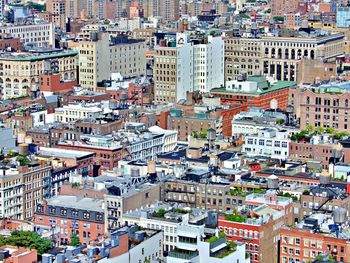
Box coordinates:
[168,250,199,260]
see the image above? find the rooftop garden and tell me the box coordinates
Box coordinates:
[214,241,237,259]
[207,232,226,244]
[277,192,298,202]
[290,125,350,141]
[224,212,247,223]
[151,207,190,218]
[229,187,263,197]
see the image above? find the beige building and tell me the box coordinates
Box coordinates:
[47,0,66,31]
[224,36,261,81]
[79,32,146,91]
[289,85,350,131]
[261,32,344,82]
[154,46,178,102]
[0,165,51,220]
[224,31,344,83]
[105,183,160,232]
[54,103,102,123]
[143,0,179,21]
[0,49,78,99]
[78,32,110,91]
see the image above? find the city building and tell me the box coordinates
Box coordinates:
[166,223,249,263]
[280,212,350,263]
[0,246,37,263]
[243,128,291,160]
[0,49,78,99]
[78,32,146,91]
[290,83,350,131]
[46,0,66,31]
[0,164,51,220]
[337,7,350,28]
[0,23,55,48]
[219,192,293,263]
[261,31,344,82]
[54,103,103,123]
[211,76,295,111]
[154,33,224,103]
[122,203,211,252]
[35,195,105,245]
[224,36,261,81]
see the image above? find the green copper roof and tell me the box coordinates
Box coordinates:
[0,50,78,62]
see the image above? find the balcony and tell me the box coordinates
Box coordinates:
[168,250,199,260]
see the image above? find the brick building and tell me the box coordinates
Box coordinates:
[0,36,22,51]
[289,86,350,132]
[280,215,350,263]
[35,195,105,245]
[211,76,294,111]
[0,246,37,263]
[40,73,77,93]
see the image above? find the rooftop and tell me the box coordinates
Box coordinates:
[38,147,95,160]
[0,49,78,61]
[46,195,104,213]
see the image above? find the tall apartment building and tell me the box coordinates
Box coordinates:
[262,31,344,82]
[143,0,179,21]
[0,23,55,48]
[0,165,51,220]
[66,0,96,18]
[0,0,7,18]
[46,0,66,31]
[79,32,146,91]
[271,0,300,16]
[224,37,261,81]
[0,49,78,99]
[154,33,224,103]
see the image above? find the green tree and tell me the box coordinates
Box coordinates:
[306,124,314,133]
[6,230,52,255]
[316,126,324,134]
[69,233,81,246]
[276,119,285,125]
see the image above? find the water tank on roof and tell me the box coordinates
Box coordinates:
[131,167,140,177]
[334,208,347,225]
[267,174,279,189]
[19,143,29,156]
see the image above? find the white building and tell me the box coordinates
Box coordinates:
[154,33,224,103]
[0,23,55,48]
[54,103,102,123]
[167,223,249,263]
[243,128,290,160]
[192,35,224,93]
[148,125,178,152]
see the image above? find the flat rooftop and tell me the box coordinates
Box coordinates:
[38,147,95,159]
[46,195,104,213]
